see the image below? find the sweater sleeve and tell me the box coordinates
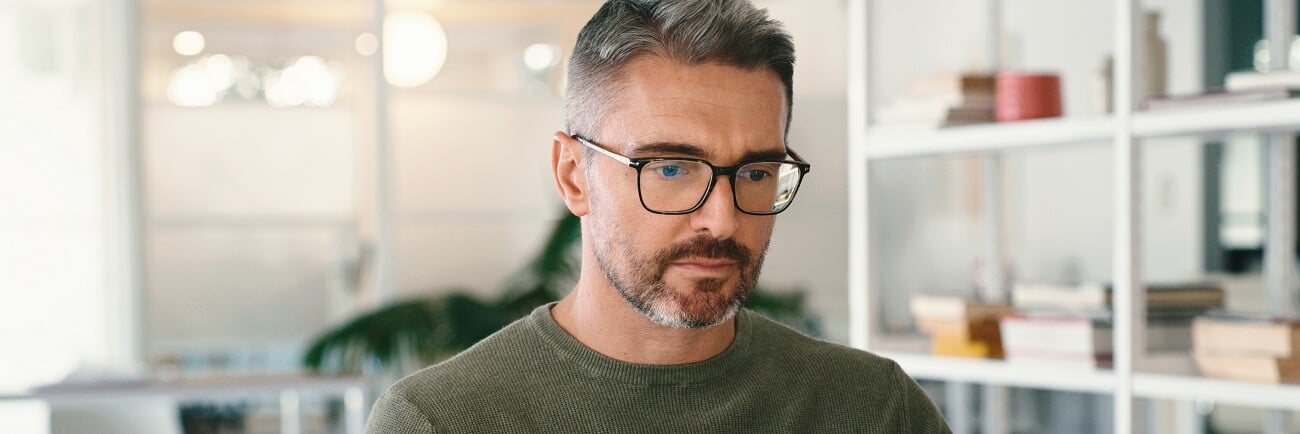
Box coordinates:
[365,390,436,434]
[890,361,953,434]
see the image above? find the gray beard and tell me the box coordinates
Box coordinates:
[593,236,765,329]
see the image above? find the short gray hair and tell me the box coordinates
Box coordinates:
[564,0,795,141]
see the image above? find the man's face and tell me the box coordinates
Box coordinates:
[583,55,787,328]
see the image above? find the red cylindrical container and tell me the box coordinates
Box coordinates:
[996,72,1062,121]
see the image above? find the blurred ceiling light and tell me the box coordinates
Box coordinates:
[383,12,447,88]
[523,43,560,72]
[355,33,379,57]
[265,56,342,108]
[166,54,251,107]
[202,54,236,90]
[173,31,206,56]
[167,63,220,107]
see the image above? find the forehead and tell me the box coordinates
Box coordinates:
[600,55,788,161]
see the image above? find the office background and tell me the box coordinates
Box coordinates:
[1,0,1298,433]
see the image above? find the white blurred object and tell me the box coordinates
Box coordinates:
[167,64,219,107]
[355,33,378,57]
[50,400,181,434]
[383,12,447,88]
[172,31,205,56]
[0,401,49,434]
[1259,34,1300,71]
[265,56,343,107]
[523,43,560,72]
[166,54,244,107]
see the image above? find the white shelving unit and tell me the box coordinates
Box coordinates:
[846,1,1300,433]
[865,100,1300,161]
[885,352,1300,412]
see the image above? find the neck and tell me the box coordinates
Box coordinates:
[551,273,737,365]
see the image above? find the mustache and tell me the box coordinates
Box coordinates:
[652,235,753,270]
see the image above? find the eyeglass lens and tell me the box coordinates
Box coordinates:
[638,160,803,214]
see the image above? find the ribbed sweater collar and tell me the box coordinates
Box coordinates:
[527,302,755,385]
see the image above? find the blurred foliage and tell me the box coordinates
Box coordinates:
[303,211,818,374]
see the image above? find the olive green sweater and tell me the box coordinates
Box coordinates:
[365,303,951,433]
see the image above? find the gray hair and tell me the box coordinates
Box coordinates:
[564,0,796,141]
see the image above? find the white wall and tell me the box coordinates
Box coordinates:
[143,106,358,365]
[389,94,562,298]
[0,0,109,390]
[1,1,115,431]
[754,0,854,341]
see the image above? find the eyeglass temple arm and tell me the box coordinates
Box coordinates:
[573,135,636,167]
[787,147,809,167]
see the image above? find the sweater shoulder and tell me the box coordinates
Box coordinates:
[747,311,901,379]
[380,315,543,409]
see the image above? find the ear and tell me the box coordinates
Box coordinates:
[551,131,591,216]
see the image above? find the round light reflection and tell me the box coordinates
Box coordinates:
[523,43,559,72]
[355,33,379,56]
[264,56,342,108]
[167,64,220,107]
[383,12,447,88]
[173,31,206,56]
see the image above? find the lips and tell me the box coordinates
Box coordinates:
[670,258,737,272]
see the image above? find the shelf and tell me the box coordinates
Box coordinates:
[1134,99,1300,139]
[862,99,1300,161]
[1134,373,1300,411]
[863,116,1114,160]
[880,352,1116,394]
[883,352,1300,410]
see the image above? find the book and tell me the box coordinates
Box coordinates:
[916,317,1001,341]
[905,73,996,97]
[1011,281,1224,313]
[932,332,1003,358]
[1141,88,1300,110]
[1225,70,1300,91]
[909,295,1015,322]
[1192,315,1300,357]
[1004,352,1113,370]
[1000,314,1111,358]
[999,313,1193,357]
[1194,353,1300,384]
[875,72,998,126]
[920,317,1003,359]
[1004,347,1199,374]
[875,102,995,126]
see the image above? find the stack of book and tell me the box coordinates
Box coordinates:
[1193,315,1300,383]
[1000,282,1225,369]
[1142,70,1300,110]
[909,294,1014,358]
[875,73,996,127]
[1225,70,1300,91]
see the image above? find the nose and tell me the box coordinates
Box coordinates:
[689,175,739,240]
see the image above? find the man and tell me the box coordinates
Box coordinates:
[366,0,951,432]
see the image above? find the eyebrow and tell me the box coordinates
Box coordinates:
[627,141,789,163]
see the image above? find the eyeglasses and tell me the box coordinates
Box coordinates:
[574,135,811,215]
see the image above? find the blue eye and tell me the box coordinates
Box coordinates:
[740,169,771,182]
[656,164,685,178]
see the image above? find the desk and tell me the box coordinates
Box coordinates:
[0,374,367,434]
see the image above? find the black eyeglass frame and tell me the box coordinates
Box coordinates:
[573,135,812,216]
